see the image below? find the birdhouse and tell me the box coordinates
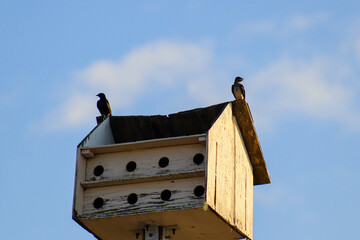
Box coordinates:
[73,100,270,240]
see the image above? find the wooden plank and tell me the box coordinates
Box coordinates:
[215,105,235,225]
[84,144,206,183]
[234,118,245,233]
[80,134,206,155]
[205,130,215,210]
[81,171,205,188]
[73,148,86,218]
[232,100,270,185]
[233,112,254,239]
[81,177,206,218]
[245,157,254,238]
[81,149,94,158]
[206,104,235,226]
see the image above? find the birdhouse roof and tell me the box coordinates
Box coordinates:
[106,102,228,144]
[81,100,270,185]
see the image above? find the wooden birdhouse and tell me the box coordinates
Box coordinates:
[73,100,270,240]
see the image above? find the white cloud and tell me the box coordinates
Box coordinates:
[40,40,228,131]
[39,36,360,133]
[75,40,213,107]
[288,13,328,30]
[247,57,360,131]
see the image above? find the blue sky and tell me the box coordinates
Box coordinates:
[1,1,360,239]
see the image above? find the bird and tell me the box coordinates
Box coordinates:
[96,93,112,118]
[231,76,245,100]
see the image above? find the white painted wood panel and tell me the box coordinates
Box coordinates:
[81,171,205,188]
[81,134,206,155]
[81,177,206,219]
[84,144,206,184]
[73,149,86,217]
[205,132,216,208]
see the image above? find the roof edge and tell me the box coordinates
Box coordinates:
[79,133,207,154]
[232,100,271,185]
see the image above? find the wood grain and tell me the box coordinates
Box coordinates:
[82,177,206,219]
[206,103,254,239]
[84,144,206,184]
[232,100,270,185]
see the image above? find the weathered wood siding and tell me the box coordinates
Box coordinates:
[73,148,86,217]
[84,144,206,184]
[234,114,253,236]
[206,103,253,239]
[75,142,207,220]
[82,177,205,219]
[232,100,270,185]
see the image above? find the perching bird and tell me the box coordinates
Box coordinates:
[96,93,112,118]
[231,76,245,100]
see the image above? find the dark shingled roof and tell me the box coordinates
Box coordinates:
[97,102,228,144]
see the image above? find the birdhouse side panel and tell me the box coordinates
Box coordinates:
[206,103,253,239]
[206,104,236,225]
[73,148,87,218]
[234,117,253,239]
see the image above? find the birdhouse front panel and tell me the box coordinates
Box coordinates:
[82,177,205,219]
[84,143,206,184]
[74,134,209,217]
[77,142,207,219]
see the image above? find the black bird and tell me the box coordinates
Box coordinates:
[231,76,245,100]
[96,93,112,118]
